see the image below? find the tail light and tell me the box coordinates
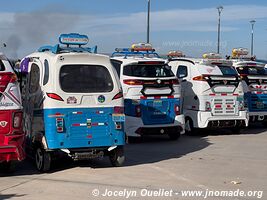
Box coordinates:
[170,79,179,85]
[124,79,179,86]
[123,79,143,85]
[47,93,64,101]
[13,112,22,129]
[205,101,211,111]
[160,79,179,85]
[174,105,180,115]
[114,106,124,114]
[112,91,123,100]
[193,75,207,81]
[0,72,17,92]
[135,105,141,117]
[56,118,64,133]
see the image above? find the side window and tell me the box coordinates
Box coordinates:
[43,59,49,85]
[177,65,188,79]
[111,60,122,78]
[29,63,40,94]
[0,60,5,71]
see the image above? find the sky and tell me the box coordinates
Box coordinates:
[0,0,267,59]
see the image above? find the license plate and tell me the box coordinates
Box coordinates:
[256,102,264,109]
[153,100,162,107]
[112,114,125,122]
[153,111,166,115]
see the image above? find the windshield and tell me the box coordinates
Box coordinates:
[218,65,238,76]
[60,65,114,93]
[123,64,174,78]
[237,66,267,75]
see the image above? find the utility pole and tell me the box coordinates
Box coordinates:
[250,20,256,56]
[147,0,151,43]
[217,6,223,54]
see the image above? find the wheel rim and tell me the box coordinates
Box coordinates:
[36,148,43,170]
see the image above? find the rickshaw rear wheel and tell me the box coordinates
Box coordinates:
[109,146,125,167]
[35,147,51,172]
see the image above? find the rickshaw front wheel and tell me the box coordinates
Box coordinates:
[109,146,125,167]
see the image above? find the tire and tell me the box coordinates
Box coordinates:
[35,147,51,172]
[109,146,125,167]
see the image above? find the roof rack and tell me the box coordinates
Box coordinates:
[111,48,160,59]
[38,44,97,54]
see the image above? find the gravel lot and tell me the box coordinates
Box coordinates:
[0,126,266,200]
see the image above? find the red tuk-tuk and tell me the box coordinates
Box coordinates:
[0,53,25,171]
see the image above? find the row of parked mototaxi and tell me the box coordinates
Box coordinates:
[0,33,267,172]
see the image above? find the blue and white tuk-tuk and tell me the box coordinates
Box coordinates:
[20,33,125,172]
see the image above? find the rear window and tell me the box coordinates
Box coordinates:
[218,65,238,76]
[60,65,114,93]
[0,60,5,71]
[123,64,174,78]
[237,66,267,75]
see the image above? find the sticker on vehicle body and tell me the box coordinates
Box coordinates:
[256,102,264,109]
[0,102,14,107]
[112,114,125,122]
[0,121,8,128]
[67,96,77,104]
[98,95,105,103]
[153,100,163,107]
